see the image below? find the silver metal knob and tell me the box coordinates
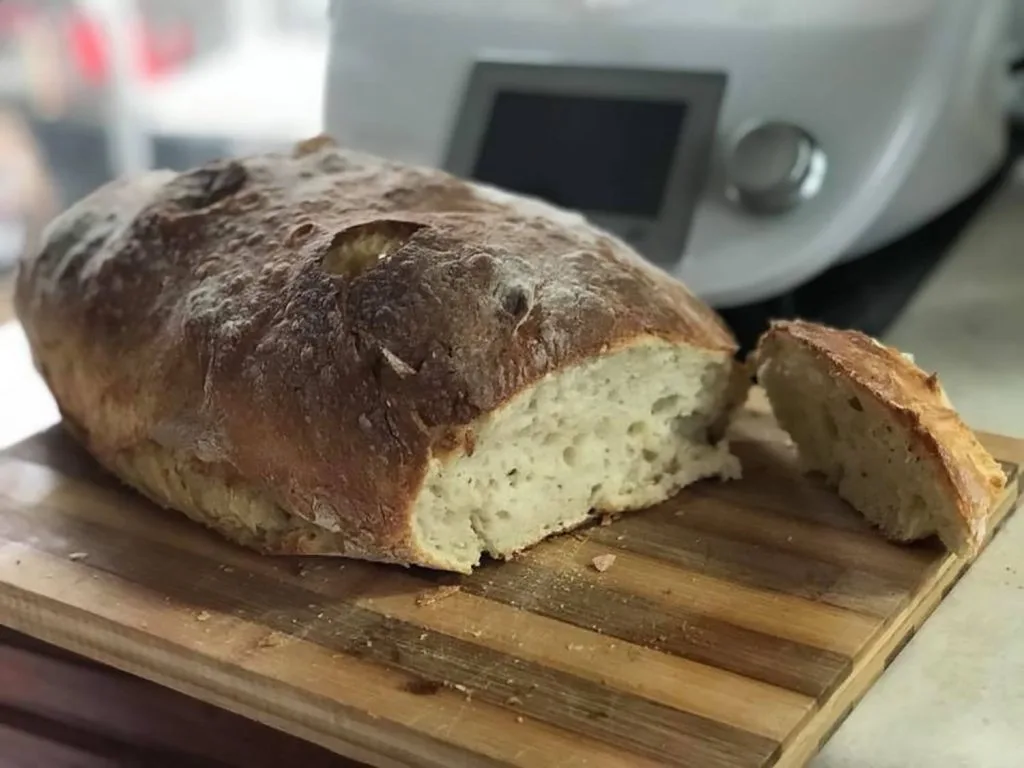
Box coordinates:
[726,122,826,215]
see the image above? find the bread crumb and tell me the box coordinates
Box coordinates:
[447,682,473,700]
[68,552,88,562]
[566,643,586,651]
[416,585,461,606]
[195,611,211,622]
[419,632,428,641]
[599,515,619,527]
[591,554,616,572]
[506,695,522,705]
[257,633,283,649]
[516,716,524,724]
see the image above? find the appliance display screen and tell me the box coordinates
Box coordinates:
[472,92,686,218]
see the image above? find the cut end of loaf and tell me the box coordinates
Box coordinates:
[411,340,741,573]
[755,323,1004,556]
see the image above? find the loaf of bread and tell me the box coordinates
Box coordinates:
[754,319,1006,555]
[15,136,746,573]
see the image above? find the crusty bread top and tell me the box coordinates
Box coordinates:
[756,319,1006,544]
[15,135,735,560]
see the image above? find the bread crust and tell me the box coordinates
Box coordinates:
[755,320,1006,552]
[15,136,737,568]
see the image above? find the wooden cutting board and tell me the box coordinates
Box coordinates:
[0,399,1021,768]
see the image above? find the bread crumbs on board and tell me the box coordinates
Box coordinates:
[416,585,461,606]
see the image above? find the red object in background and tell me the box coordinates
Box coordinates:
[0,3,194,85]
[67,12,195,85]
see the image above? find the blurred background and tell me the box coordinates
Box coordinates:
[0,0,327,282]
[0,0,1023,442]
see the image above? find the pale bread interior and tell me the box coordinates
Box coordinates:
[412,339,741,572]
[757,336,971,552]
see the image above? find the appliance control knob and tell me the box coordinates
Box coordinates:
[726,122,826,214]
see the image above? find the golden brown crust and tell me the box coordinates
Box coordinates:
[754,319,1006,551]
[15,136,737,568]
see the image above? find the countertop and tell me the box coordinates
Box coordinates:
[0,168,1022,766]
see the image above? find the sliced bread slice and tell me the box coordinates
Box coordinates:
[754,319,1006,555]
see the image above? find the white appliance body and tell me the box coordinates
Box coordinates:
[325,0,1010,307]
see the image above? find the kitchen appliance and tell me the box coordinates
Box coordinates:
[324,0,1013,307]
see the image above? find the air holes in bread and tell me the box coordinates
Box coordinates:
[288,221,317,245]
[563,446,577,466]
[651,395,680,415]
[321,219,427,278]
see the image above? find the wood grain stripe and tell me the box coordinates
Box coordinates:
[358,587,813,742]
[0,458,814,740]
[0,545,669,768]
[0,497,780,767]
[463,558,850,698]
[656,495,935,583]
[585,515,909,618]
[520,542,880,655]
